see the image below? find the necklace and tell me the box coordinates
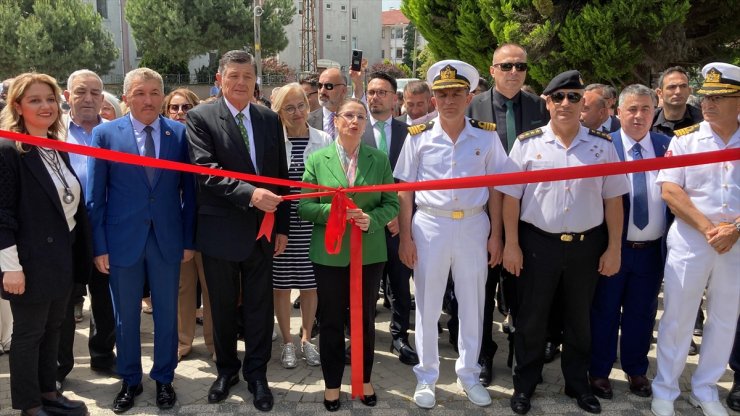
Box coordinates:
[37,147,75,204]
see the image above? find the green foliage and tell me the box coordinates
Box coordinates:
[403,0,740,89]
[139,55,189,76]
[125,0,295,67]
[0,0,117,81]
[402,22,420,70]
[368,60,410,79]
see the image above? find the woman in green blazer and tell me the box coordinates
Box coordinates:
[298,98,399,411]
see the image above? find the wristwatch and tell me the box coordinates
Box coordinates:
[735,221,740,234]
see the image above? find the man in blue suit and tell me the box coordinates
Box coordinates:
[87,68,196,413]
[589,84,671,400]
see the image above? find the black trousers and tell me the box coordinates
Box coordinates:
[203,249,273,382]
[10,292,70,410]
[384,231,413,342]
[314,262,384,389]
[57,268,116,382]
[730,315,740,382]
[513,222,607,396]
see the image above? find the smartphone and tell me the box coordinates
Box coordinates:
[351,49,363,71]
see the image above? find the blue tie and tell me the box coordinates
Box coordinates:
[632,143,648,230]
[143,126,156,184]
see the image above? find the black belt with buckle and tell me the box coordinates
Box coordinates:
[624,239,661,249]
[521,221,600,243]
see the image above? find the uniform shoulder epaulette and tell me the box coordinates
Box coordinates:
[588,129,612,141]
[673,123,700,137]
[408,120,434,136]
[517,128,543,141]
[469,119,497,131]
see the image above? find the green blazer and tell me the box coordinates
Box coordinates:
[298,143,399,266]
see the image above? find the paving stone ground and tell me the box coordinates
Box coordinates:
[0,289,736,415]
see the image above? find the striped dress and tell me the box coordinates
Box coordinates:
[272,137,316,289]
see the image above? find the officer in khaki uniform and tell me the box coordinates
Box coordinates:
[497,70,629,415]
[651,62,740,416]
[394,60,508,409]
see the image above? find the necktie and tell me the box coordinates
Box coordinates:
[632,143,648,230]
[235,113,250,154]
[375,120,388,154]
[142,126,156,184]
[327,112,336,138]
[505,100,516,153]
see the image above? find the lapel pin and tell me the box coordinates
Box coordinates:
[165,130,171,136]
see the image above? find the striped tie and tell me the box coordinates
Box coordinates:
[236,113,250,154]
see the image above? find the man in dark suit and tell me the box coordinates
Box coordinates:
[465,43,549,385]
[87,68,196,413]
[185,50,289,412]
[361,71,417,365]
[307,67,349,136]
[581,84,621,133]
[589,84,671,401]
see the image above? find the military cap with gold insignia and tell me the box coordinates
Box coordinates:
[426,59,479,92]
[542,70,585,96]
[697,62,740,96]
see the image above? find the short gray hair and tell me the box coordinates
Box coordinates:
[218,50,256,75]
[123,68,163,95]
[67,69,103,90]
[618,84,657,108]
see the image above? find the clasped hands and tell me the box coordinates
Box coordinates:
[705,222,739,254]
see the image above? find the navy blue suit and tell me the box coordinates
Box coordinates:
[589,130,670,378]
[87,115,195,385]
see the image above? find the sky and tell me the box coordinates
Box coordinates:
[382,0,402,11]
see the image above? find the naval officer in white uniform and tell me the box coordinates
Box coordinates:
[651,62,740,416]
[394,59,508,409]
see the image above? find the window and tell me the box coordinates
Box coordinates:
[340,4,346,11]
[298,1,303,14]
[326,34,332,41]
[381,50,385,59]
[96,0,108,18]
[325,3,331,9]
[351,7,358,20]
[396,48,403,59]
[394,28,404,39]
[351,36,357,49]
[340,35,347,42]
[381,29,385,39]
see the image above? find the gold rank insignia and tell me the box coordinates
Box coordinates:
[588,129,612,141]
[408,120,434,135]
[441,65,456,80]
[705,68,721,83]
[469,119,497,131]
[673,123,700,137]
[517,128,544,141]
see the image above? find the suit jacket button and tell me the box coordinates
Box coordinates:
[47,237,54,243]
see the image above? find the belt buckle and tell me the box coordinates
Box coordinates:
[560,234,573,242]
[451,210,464,220]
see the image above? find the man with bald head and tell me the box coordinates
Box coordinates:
[307,67,348,137]
[581,84,621,133]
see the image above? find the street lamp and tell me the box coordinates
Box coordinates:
[254,0,264,83]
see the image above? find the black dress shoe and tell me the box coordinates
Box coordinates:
[727,381,740,411]
[247,380,274,412]
[688,339,699,355]
[345,345,351,365]
[589,377,613,399]
[694,310,704,336]
[112,382,142,414]
[208,374,239,403]
[627,375,652,398]
[543,341,560,363]
[41,392,88,416]
[479,356,493,387]
[390,339,419,365]
[293,297,301,309]
[323,398,340,412]
[565,387,601,414]
[21,409,52,416]
[155,382,176,409]
[510,391,531,414]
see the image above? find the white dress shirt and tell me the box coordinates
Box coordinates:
[224,99,258,172]
[621,131,666,241]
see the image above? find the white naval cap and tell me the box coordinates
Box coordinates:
[426,59,479,93]
[697,62,740,96]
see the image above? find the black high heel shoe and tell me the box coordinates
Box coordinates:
[323,393,340,412]
[360,393,377,407]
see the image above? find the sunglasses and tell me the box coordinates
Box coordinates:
[550,91,583,104]
[168,103,193,113]
[317,82,346,91]
[493,62,528,72]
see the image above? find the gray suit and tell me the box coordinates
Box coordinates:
[307,108,324,132]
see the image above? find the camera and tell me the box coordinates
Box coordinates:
[351,49,363,72]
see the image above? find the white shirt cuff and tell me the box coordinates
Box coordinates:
[0,245,23,272]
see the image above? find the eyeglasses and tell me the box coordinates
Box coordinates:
[337,112,367,122]
[317,82,345,91]
[168,103,193,113]
[550,91,583,104]
[493,62,528,72]
[282,102,307,115]
[367,89,394,98]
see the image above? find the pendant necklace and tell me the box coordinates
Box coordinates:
[37,147,75,204]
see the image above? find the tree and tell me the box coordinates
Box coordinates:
[402,22,419,70]
[369,60,411,79]
[0,0,117,81]
[125,0,295,69]
[403,0,740,89]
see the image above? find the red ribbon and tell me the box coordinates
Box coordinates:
[3,129,739,399]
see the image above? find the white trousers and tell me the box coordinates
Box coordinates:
[412,210,489,386]
[652,219,740,402]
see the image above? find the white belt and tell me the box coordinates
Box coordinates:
[417,205,485,220]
